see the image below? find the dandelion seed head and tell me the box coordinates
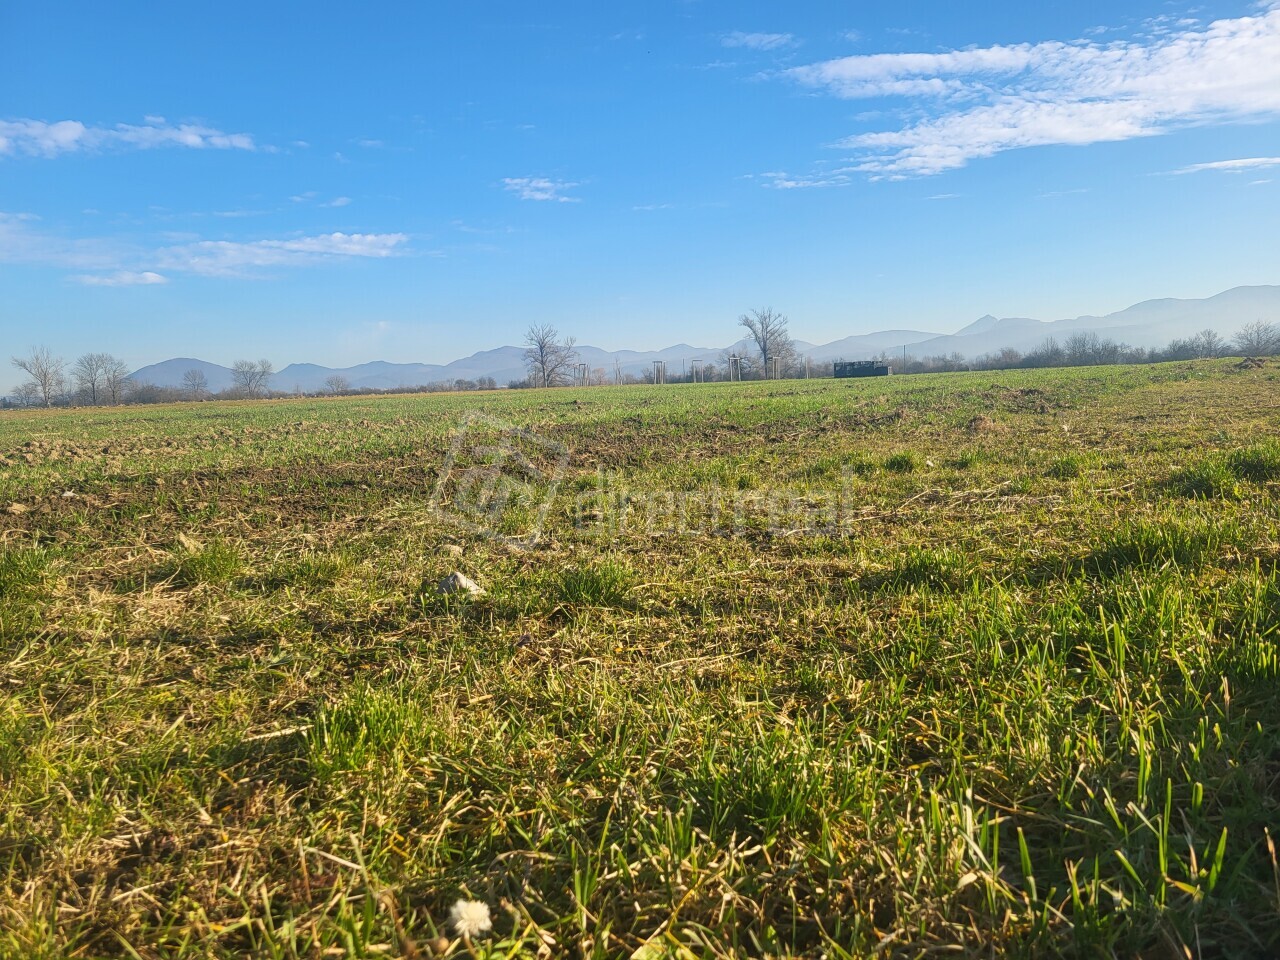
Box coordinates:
[449,899,492,938]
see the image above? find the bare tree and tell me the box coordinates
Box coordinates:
[1191,329,1226,358]
[1233,320,1280,356]
[323,374,350,395]
[523,324,578,388]
[103,356,130,404]
[182,368,210,400]
[738,308,796,378]
[11,346,66,407]
[72,352,113,404]
[13,382,40,407]
[230,359,274,397]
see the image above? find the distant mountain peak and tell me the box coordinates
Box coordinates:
[123,284,1280,391]
[955,314,1000,336]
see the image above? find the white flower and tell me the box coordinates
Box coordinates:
[449,899,492,938]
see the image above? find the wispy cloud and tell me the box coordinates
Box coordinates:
[722,31,797,51]
[0,211,130,270]
[323,196,353,207]
[0,116,256,158]
[72,270,168,286]
[156,232,409,277]
[756,170,852,189]
[1,213,408,282]
[1171,156,1280,174]
[502,177,581,202]
[784,5,1280,177]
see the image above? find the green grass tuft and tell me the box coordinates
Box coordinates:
[884,450,919,473]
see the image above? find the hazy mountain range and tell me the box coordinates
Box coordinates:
[129,285,1280,392]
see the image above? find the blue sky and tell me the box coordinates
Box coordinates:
[3,1,1280,372]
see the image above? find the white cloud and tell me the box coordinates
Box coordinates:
[72,271,168,286]
[758,170,853,189]
[722,31,797,51]
[1171,156,1280,174]
[0,116,257,158]
[324,196,353,207]
[156,231,409,277]
[0,211,129,270]
[784,4,1280,177]
[502,177,581,202]
[2,212,408,281]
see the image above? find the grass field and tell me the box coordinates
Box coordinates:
[2,360,1279,958]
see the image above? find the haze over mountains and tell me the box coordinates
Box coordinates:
[130,286,1280,392]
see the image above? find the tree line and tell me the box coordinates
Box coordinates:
[4,348,510,407]
[9,317,1278,407]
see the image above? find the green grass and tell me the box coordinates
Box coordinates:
[1,359,1279,958]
